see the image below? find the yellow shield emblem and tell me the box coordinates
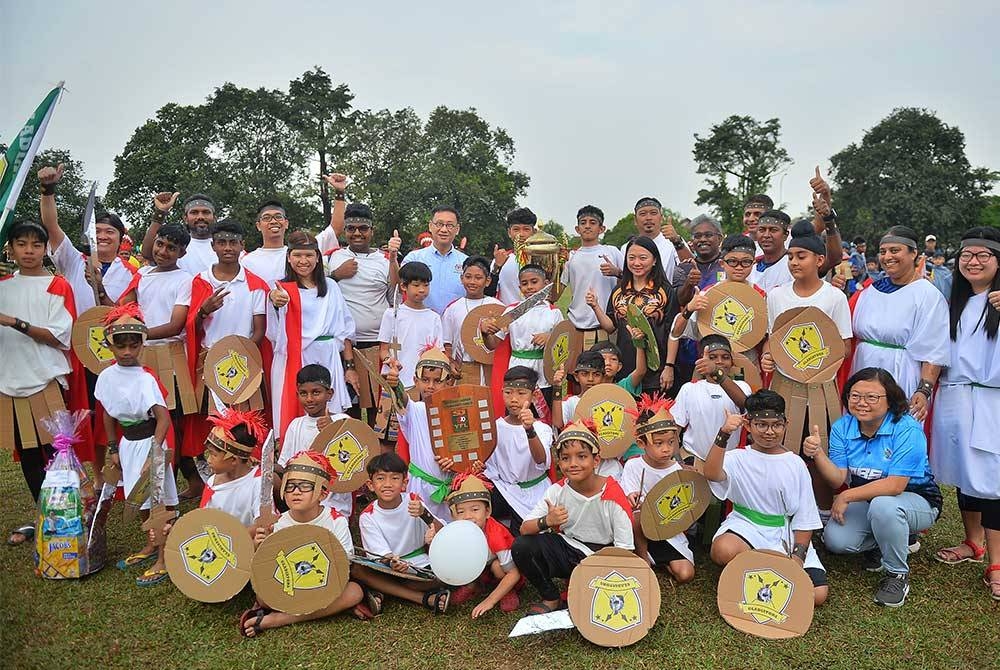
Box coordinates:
[324,430,369,481]
[552,333,570,368]
[780,323,830,371]
[273,541,330,595]
[88,326,114,363]
[711,297,755,340]
[179,525,239,586]
[588,571,644,632]
[654,482,694,525]
[213,350,250,394]
[591,400,625,443]
[739,568,794,624]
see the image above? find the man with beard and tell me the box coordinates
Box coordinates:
[242,200,291,285]
[143,192,218,274]
[742,194,774,256]
[625,197,688,281]
[401,206,468,315]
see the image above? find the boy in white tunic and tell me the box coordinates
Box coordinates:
[621,395,695,583]
[442,256,503,385]
[94,305,178,587]
[704,390,829,606]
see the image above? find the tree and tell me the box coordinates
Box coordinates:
[980,195,1000,229]
[11,147,93,246]
[830,108,998,245]
[692,115,791,231]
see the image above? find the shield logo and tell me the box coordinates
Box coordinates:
[780,323,831,371]
[739,568,794,624]
[213,350,250,394]
[654,482,694,525]
[591,400,626,444]
[711,297,755,340]
[273,541,330,595]
[552,333,570,368]
[588,570,644,632]
[88,326,114,363]
[323,431,369,481]
[179,525,238,586]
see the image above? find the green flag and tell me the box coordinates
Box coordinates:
[0,82,63,247]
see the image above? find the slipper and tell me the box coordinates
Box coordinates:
[6,524,35,546]
[239,607,269,638]
[934,539,986,565]
[361,585,384,616]
[421,588,451,615]
[351,602,375,621]
[527,600,566,615]
[136,568,169,587]
[117,551,156,571]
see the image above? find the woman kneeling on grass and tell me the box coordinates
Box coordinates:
[804,367,941,608]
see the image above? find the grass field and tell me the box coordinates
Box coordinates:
[1,451,997,670]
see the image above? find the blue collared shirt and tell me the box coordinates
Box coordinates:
[401,245,468,315]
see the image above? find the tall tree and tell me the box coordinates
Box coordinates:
[830,108,997,244]
[11,147,93,246]
[692,115,791,231]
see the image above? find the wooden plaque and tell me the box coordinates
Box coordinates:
[310,417,379,493]
[769,307,845,384]
[425,384,496,472]
[574,384,637,459]
[71,306,114,374]
[543,319,583,383]
[250,525,349,615]
[460,304,506,365]
[164,508,253,603]
[640,469,712,541]
[568,548,660,648]
[203,335,263,405]
[717,549,815,639]
[697,281,768,352]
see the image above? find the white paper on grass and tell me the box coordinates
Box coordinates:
[508,610,574,637]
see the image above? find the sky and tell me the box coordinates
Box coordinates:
[3,1,998,230]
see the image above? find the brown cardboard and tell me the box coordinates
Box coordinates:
[574,384,637,459]
[426,384,496,472]
[203,335,263,405]
[460,303,506,365]
[71,306,114,374]
[640,470,712,541]
[164,508,254,603]
[697,281,768,352]
[717,549,815,639]
[250,525,349,615]
[769,307,845,384]
[543,319,583,383]
[309,417,378,493]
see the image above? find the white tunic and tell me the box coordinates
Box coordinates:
[398,399,452,523]
[524,478,635,555]
[94,364,178,509]
[619,458,694,563]
[326,248,391,342]
[197,266,267,348]
[48,236,134,309]
[673,379,751,460]
[202,468,260,526]
[710,448,823,571]
[241,246,288,286]
[484,419,553,519]
[851,280,950,397]
[499,302,564,388]
[930,292,1000,499]
[766,281,853,339]
[495,255,522,304]
[132,267,192,343]
[749,256,794,294]
[274,507,354,555]
[377,304,443,387]
[177,237,216,275]
[278,413,354,517]
[0,274,72,396]
[359,496,431,568]
[561,244,623,329]
[441,296,504,377]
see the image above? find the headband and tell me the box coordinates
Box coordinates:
[744,202,768,211]
[344,216,371,224]
[518,266,548,279]
[635,417,678,437]
[703,340,732,355]
[284,462,331,482]
[756,215,788,230]
[746,409,785,420]
[288,240,319,251]
[960,238,1000,255]
[213,231,242,241]
[206,430,254,459]
[185,198,215,214]
[555,427,600,454]
[634,197,662,211]
[879,235,917,250]
[503,379,535,390]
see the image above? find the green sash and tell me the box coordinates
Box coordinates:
[401,547,427,560]
[512,349,544,360]
[517,472,549,489]
[860,338,905,350]
[407,462,452,504]
[733,503,786,528]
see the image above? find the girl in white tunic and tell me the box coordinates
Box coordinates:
[930,228,1000,599]
[850,226,949,418]
[442,256,503,385]
[705,390,828,606]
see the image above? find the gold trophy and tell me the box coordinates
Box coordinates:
[521,230,567,301]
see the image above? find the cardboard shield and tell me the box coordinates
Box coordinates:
[568,547,660,648]
[543,319,583,383]
[626,304,661,370]
[71,306,115,374]
[164,508,253,603]
[717,549,815,639]
[348,555,435,583]
[574,384,637,459]
[697,282,767,352]
[203,335,263,405]
[639,470,713,541]
[460,304,506,365]
[250,525,349,615]
[769,307,845,384]
[309,417,378,493]
[426,384,495,472]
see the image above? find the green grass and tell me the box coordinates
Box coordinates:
[1,451,998,670]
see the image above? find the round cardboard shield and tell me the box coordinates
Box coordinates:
[250,525,350,615]
[348,555,435,583]
[568,547,660,648]
[697,281,767,352]
[310,417,378,493]
[203,335,263,405]
[71,306,115,374]
[717,549,815,639]
[543,319,583,383]
[640,469,712,541]
[460,304,506,365]
[769,307,845,384]
[626,304,661,370]
[574,384,637,459]
[164,508,254,603]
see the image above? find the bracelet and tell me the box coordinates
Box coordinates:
[334,192,346,201]
[792,542,808,561]
[419,510,435,526]
[916,379,934,398]
[714,430,731,449]
[151,209,166,223]
[525,427,537,439]
[343,359,356,370]
[40,183,56,196]
[537,516,548,532]
[672,238,686,250]
[709,368,726,384]
[13,318,29,333]
[107,441,119,455]
[663,362,675,369]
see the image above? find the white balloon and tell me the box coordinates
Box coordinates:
[428,519,490,586]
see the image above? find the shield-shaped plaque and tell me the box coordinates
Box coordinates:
[425,384,496,472]
[639,469,713,541]
[164,508,254,603]
[717,549,815,639]
[460,304,506,365]
[543,319,584,383]
[769,307,845,384]
[71,306,115,374]
[309,417,379,493]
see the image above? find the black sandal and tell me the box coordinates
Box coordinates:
[421,588,451,615]
[7,524,34,546]
[362,584,384,616]
[239,607,269,638]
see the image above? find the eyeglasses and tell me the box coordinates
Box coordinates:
[283,481,316,493]
[258,214,286,223]
[958,251,995,264]
[345,224,372,233]
[723,258,754,269]
[750,420,786,433]
[430,221,458,230]
[848,392,886,404]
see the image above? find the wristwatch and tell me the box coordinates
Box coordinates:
[822,208,838,223]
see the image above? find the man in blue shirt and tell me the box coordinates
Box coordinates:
[401,205,468,314]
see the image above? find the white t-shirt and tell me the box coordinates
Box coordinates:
[561,244,623,329]
[178,237,216,274]
[273,507,354,556]
[94,363,165,423]
[619,458,693,564]
[441,296,504,363]
[241,246,288,286]
[495,256,522,304]
[377,304,443,387]
[132,267,192,343]
[48,236,134,309]
[672,379,751,460]
[202,468,261,527]
[326,248,391,342]
[196,266,267,348]
[316,227,340,255]
[524,478,635,555]
[278,413,353,517]
[0,274,73,397]
[358,496,431,568]
[749,256,794,294]
[766,281,852,339]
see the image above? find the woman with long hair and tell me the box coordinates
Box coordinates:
[930,227,1000,600]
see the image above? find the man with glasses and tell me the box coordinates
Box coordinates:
[674,214,726,306]
[143,192,219,274]
[242,200,292,284]
[401,205,467,314]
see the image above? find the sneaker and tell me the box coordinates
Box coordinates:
[907,535,921,554]
[499,590,521,613]
[863,548,884,572]
[874,573,910,607]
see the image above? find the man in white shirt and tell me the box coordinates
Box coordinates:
[623,197,686,282]
[748,209,794,294]
[142,192,218,274]
[561,205,621,348]
[241,200,290,285]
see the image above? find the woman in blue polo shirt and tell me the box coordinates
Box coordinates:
[803,367,941,608]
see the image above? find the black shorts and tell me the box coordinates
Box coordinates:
[647,539,687,565]
[723,531,827,587]
[959,489,1000,530]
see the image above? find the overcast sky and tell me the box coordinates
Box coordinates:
[3,1,998,229]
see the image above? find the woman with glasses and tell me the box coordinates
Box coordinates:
[848,226,949,422]
[930,227,1000,600]
[806,367,941,607]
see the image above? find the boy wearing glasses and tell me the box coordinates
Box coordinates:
[242,200,292,284]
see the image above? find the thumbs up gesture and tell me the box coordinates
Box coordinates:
[721,408,744,434]
[322,173,348,193]
[809,165,831,205]
[387,229,402,256]
[519,399,535,429]
[152,190,180,213]
[585,287,599,308]
[544,499,569,528]
[494,244,510,268]
[802,424,822,458]
[269,284,289,309]
[661,215,681,243]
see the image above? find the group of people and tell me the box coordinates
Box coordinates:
[1,161,998,639]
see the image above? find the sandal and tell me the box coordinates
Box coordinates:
[527,600,566,615]
[136,568,169,587]
[934,539,986,565]
[239,607,269,638]
[116,551,156,571]
[6,524,35,546]
[984,564,1000,602]
[421,588,451,615]
[361,585,384,616]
